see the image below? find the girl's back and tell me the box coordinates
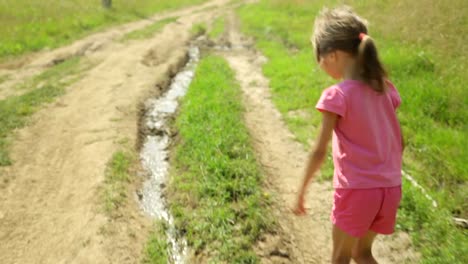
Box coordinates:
[317,80,402,189]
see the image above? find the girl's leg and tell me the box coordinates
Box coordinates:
[351,231,378,264]
[332,225,357,264]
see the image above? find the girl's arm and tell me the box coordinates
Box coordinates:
[294,111,338,215]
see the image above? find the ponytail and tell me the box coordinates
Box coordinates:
[312,6,388,92]
[357,34,387,93]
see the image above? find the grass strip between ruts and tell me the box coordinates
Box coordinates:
[168,55,272,263]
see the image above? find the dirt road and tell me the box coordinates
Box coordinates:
[0,1,231,263]
[0,1,418,263]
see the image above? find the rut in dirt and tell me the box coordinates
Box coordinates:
[139,45,200,264]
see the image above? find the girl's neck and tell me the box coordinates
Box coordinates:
[341,58,361,81]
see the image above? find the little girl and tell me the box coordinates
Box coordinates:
[294,6,404,264]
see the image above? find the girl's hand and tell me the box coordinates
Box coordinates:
[293,111,338,215]
[293,111,336,216]
[293,193,307,216]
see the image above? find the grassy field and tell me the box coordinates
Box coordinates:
[168,55,272,263]
[238,0,467,263]
[0,0,209,60]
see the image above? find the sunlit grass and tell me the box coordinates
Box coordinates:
[102,150,135,214]
[190,22,207,37]
[143,220,169,264]
[0,74,9,85]
[169,55,272,262]
[208,16,226,39]
[0,0,209,60]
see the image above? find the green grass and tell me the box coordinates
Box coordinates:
[208,16,226,39]
[143,220,169,264]
[238,0,467,263]
[190,23,207,37]
[399,178,468,263]
[169,55,272,263]
[0,74,9,85]
[0,0,209,60]
[0,57,89,166]
[102,150,135,214]
[121,17,178,41]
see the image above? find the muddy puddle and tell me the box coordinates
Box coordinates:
[139,46,199,263]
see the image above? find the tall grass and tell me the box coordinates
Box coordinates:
[0,0,209,60]
[169,55,272,263]
[238,0,467,263]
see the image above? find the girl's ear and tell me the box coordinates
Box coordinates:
[329,51,338,62]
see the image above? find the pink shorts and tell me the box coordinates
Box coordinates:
[331,185,402,237]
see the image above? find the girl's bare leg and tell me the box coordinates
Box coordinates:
[352,231,378,264]
[332,225,357,264]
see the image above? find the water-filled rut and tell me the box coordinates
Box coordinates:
[139,46,199,263]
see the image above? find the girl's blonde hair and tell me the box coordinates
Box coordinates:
[312,6,387,92]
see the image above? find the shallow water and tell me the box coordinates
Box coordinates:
[139,46,199,264]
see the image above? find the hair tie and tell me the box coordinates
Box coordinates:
[359,33,367,41]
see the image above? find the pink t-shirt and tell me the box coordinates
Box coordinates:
[316,80,402,189]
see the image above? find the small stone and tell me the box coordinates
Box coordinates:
[136,191,143,200]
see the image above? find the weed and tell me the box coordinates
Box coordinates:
[190,23,207,37]
[208,16,226,39]
[143,220,169,264]
[102,150,135,214]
